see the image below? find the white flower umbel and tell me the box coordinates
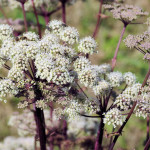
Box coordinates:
[60,26,79,45]
[51,67,74,85]
[74,56,91,72]
[92,64,111,76]
[0,24,13,40]
[107,71,124,87]
[93,80,111,96]
[78,36,97,54]
[123,72,136,86]
[78,67,98,88]
[35,53,55,82]
[114,83,141,110]
[22,32,39,41]
[49,44,65,58]
[0,38,15,59]
[0,79,18,102]
[8,66,25,88]
[103,108,126,128]
[47,20,65,35]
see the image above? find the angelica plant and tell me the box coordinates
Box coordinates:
[0,17,150,150]
[0,0,150,150]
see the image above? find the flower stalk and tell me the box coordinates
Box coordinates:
[21,2,28,32]
[31,0,41,38]
[92,0,103,39]
[109,65,150,150]
[112,23,127,71]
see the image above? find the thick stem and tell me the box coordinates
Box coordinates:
[111,23,127,71]
[31,0,41,38]
[94,117,105,150]
[33,84,47,150]
[146,116,150,145]
[61,0,66,24]
[109,66,150,150]
[34,108,47,150]
[21,3,28,32]
[92,0,103,39]
[144,138,150,150]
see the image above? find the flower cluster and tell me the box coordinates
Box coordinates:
[0,136,34,150]
[124,30,150,60]
[8,109,59,136]
[0,20,149,131]
[103,108,126,128]
[104,3,148,24]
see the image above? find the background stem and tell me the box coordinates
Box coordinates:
[31,0,41,38]
[92,0,103,39]
[34,108,46,150]
[111,23,127,71]
[61,0,66,24]
[21,3,28,32]
[94,117,104,150]
[144,138,150,150]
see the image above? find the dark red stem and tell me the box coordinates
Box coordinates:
[111,23,127,71]
[144,138,150,150]
[109,66,150,150]
[94,117,104,150]
[34,108,46,150]
[92,0,103,39]
[146,116,150,145]
[33,84,47,150]
[61,0,66,24]
[31,0,41,38]
[21,3,28,32]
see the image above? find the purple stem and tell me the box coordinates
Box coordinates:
[33,84,47,150]
[61,0,66,24]
[34,107,47,150]
[146,116,150,144]
[21,3,28,32]
[144,138,150,150]
[109,66,150,150]
[94,117,104,150]
[31,0,41,38]
[111,23,127,71]
[92,0,103,39]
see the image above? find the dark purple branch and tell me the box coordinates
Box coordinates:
[112,23,127,71]
[61,0,66,24]
[21,3,28,32]
[31,0,41,38]
[92,0,103,39]
[145,116,150,147]
[94,117,105,150]
[144,138,150,150]
[34,107,46,150]
[109,65,150,150]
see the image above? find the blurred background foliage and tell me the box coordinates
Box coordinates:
[0,0,150,149]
